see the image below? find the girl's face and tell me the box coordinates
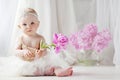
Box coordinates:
[19,14,39,35]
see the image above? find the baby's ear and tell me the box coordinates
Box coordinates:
[18,25,21,28]
[38,21,40,25]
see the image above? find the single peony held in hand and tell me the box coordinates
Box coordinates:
[53,33,69,53]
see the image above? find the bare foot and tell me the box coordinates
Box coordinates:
[45,67,55,76]
[55,67,73,77]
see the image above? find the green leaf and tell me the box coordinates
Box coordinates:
[49,43,56,48]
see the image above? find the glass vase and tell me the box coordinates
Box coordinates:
[77,50,101,66]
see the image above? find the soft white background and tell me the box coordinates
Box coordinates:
[0,0,18,56]
[0,0,116,66]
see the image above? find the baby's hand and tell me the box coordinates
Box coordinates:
[19,50,35,61]
[35,49,46,58]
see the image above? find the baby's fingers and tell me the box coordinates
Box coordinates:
[40,48,46,51]
[29,52,35,57]
[26,52,34,58]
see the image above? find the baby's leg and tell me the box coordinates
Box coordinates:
[44,67,55,76]
[33,67,41,76]
[33,67,54,76]
[54,67,73,77]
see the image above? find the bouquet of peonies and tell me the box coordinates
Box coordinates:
[69,24,111,53]
[40,24,111,61]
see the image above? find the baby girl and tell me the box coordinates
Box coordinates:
[15,8,73,76]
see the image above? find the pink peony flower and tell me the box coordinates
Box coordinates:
[53,33,69,53]
[54,46,61,53]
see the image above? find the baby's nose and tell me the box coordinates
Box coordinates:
[27,25,31,28]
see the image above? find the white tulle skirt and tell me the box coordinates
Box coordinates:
[0,50,70,76]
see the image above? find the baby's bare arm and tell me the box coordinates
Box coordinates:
[15,36,35,61]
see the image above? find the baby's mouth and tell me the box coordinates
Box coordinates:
[27,29,32,32]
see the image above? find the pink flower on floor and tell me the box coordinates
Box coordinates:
[53,33,69,53]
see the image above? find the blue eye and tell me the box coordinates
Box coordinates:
[31,22,34,25]
[23,23,27,26]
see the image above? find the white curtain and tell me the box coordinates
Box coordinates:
[0,0,18,56]
[96,0,120,65]
[73,0,96,29]
[111,0,120,65]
